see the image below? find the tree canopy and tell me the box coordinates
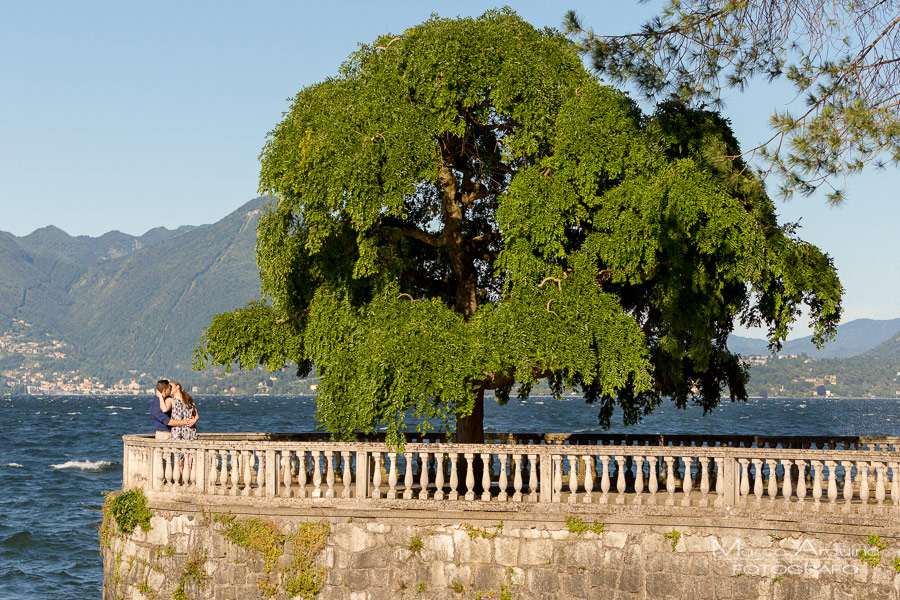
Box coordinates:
[566,1,900,204]
[196,9,842,445]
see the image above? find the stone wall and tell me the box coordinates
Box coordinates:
[101,500,900,600]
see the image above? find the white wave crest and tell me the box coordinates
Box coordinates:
[104,406,133,410]
[50,460,116,471]
[4,463,23,467]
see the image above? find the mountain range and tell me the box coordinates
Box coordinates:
[1,197,899,395]
[0,197,267,377]
[728,318,900,358]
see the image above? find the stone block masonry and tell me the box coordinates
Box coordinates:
[102,499,900,600]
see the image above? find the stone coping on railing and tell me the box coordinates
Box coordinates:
[161,432,900,449]
[122,433,900,523]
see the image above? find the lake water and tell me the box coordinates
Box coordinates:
[2,394,898,599]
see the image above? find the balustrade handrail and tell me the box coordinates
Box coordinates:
[122,433,900,518]
[126,432,900,448]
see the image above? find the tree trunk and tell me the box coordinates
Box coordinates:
[455,388,485,444]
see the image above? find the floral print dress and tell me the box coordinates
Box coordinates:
[170,397,197,441]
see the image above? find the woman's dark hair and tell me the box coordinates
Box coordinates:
[171,381,195,413]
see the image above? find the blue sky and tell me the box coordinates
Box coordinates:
[1,1,897,338]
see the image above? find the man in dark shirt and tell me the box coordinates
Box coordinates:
[151,379,197,440]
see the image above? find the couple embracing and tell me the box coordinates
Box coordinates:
[150,379,199,442]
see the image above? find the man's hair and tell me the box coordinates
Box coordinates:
[156,379,170,393]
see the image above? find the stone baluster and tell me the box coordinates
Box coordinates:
[552,455,563,502]
[568,455,579,504]
[781,460,793,509]
[311,450,323,498]
[616,456,627,505]
[322,450,334,498]
[841,460,854,508]
[664,457,676,506]
[481,454,492,501]
[183,447,193,488]
[255,451,266,497]
[371,452,382,499]
[698,457,710,507]
[713,457,723,507]
[281,451,292,497]
[751,459,763,507]
[434,453,445,501]
[738,459,750,507]
[875,462,886,509]
[209,449,220,495]
[632,456,644,505]
[811,460,823,509]
[419,452,430,500]
[647,456,658,505]
[794,460,807,510]
[583,456,594,504]
[826,460,838,509]
[403,452,415,500]
[342,451,352,498]
[387,452,399,499]
[527,454,538,503]
[243,450,254,497]
[465,453,475,501]
[163,448,174,488]
[512,455,523,502]
[229,450,240,496]
[762,459,775,505]
[448,453,459,501]
[599,455,611,505]
[859,462,870,507]
[680,456,693,507]
[297,450,308,499]
[891,462,900,508]
[498,454,508,502]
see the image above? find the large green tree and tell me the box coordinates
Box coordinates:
[196,10,841,445]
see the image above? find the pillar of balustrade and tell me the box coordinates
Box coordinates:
[419,452,430,501]
[858,461,870,515]
[342,450,353,499]
[680,456,693,507]
[371,452,383,499]
[599,455,611,505]
[481,453,491,501]
[875,462,886,515]
[738,458,750,508]
[664,457,676,507]
[811,460,823,510]
[403,452,415,500]
[433,452,445,501]
[568,455,579,504]
[497,453,508,502]
[512,454,523,502]
[464,453,476,501]
[647,456,658,506]
[751,458,763,508]
[527,453,539,503]
[698,457,709,507]
[765,459,778,506]
[825,460,838,512]
[794,460,806,511]
[387,452,399,500]
[781,459,793,510]
[552,455,563,503]
[616,456,627,505]
[312,450,323,498]
[632,456,644,506]
[448,453,459,501]
[841,459,854,513]
[582,455,594,504]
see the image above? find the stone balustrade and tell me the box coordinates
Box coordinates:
[122,433,900,518]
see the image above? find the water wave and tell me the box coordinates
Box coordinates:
[104,406,132,410]
[49,460,118,471]
[4,463,23,467]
